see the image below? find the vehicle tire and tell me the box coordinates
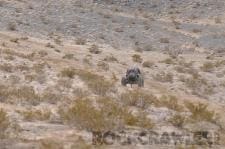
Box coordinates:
[138,75,144,87]
[121,77,127,86]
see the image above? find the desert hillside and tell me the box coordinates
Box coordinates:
[0,0,225,148]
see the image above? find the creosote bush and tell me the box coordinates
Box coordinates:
[158,95,183,112]
[120,89,157,109]
[184,102,218,123]
[169,114,186,128]
[142,61,154,68]
[59,97,154,132]
[132,54,143,63]
[61,68,115,96]
[89,44,102,54]
[0,109,10,138]
[153,71,173,83]
[19,109,51,121]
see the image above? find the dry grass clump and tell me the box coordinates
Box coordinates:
[142,61,154,68]
[160,38,169,43]
[61,68,114,95]
[76,38,86,45]
[89,44,102,54]
[132,54,143,63]
[0,109,10,138]
[61,68,76,78]
[184,102,218,123]
[0,63,13,73]
[59,97,154,132]
[39,138,64,149]
[7,22,17,31]
[0,85,41,105]
[1,49,35,60]
[215,17,222,24]
[97,61,109,71]
[183,75,214,96]
[120,89,157,109]
[192,28,202,33]
[45,43,55,48]
[10,38,19,43]
[158,95,183,112]
[153,71,173,83]
[169,114,186,128]
[72,69,115,96]
[62,53,74,60]
[103,55,118,62]
[41,91,62,104]
[19,109,51,121]
[200,62,215,72]
[38,50,48,57]
[71,137,92,149]
[160,58,175,64]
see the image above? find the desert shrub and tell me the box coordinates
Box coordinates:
[0,109,10,138]
[103,55,118,62]
[38,50,48,57]
[215,17,222,24]
[120,89,157,109]
[158,95,183,111]
[0,63,13,73]
[8,22,16,31]
[41,91,62,104]
[61,68,76,78]
[72,69,115,96]
[62,66,113,95]
[62,54,74,60]
[183,75,214,96]
[160,38,169,43]
[19,109,51,121]
[160,58,175,64]
[114,27,123,32]
[76,38,86,45]
[89,44,101,54]
[0,85,40,105]
[192,28,202,33]
[184,102,218,123]
[132,54,143,63]
[142,61,154,68]
[71,137,92,149]
[97,61,109,71]
[10,38,19,43]
[200,62,215,72]
[39,138,64,149]
[153,71,173,83]
[59,97,154,132]
[169,114,186,128]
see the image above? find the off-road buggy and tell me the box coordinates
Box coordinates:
[121,67,144,87]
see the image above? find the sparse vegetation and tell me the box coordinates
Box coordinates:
[200,61,215,72]
[142,61,154,68]
[158,95,183,111]
[59,97,154,132]
[169,114,186,128]
[19,109,51,121]
[184,102,218,123]
[160,38,169,43]
[153,71,173,83]
[89,44,102,54]
[120,89,158,109]
[76,38,86,45]
[132,54,143,63]
[0,109,10,138]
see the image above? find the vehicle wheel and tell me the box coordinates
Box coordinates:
[138,75,144,87]
[121,77,127,86]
